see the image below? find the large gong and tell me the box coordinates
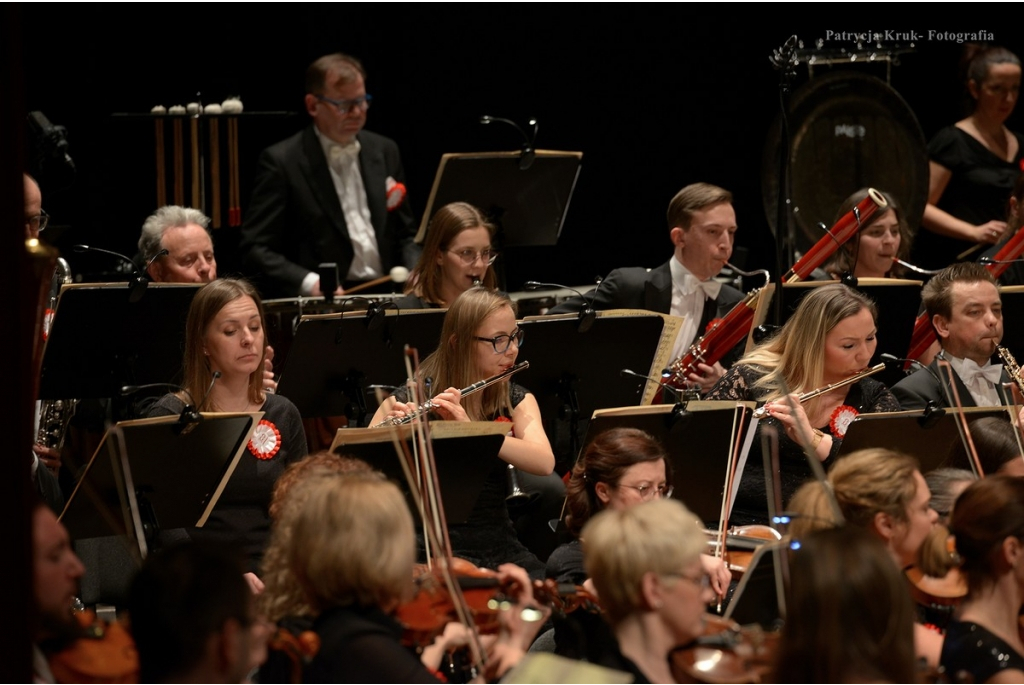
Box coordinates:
[762,71,928,255]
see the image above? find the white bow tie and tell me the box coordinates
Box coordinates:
[328,140,361,165]
[682,274,722,299]
[960,359,1003,386]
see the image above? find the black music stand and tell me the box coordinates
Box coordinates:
[723,540,788,630]
[329,422,509,525]
[39,282,201,400]
[515,311,675,470]
[415,151,583,248]
[276,309,446,422]
[60,413,258,556]
[838,407,1008,473]
[775,279,922,388]
[582,402,758,526]
[998,287,1024,358]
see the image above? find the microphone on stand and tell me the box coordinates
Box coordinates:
[620,368,695,425]
[480,115,538,170]
[74,244,153,303]
[879,353,946,428]
[524,280,599,333]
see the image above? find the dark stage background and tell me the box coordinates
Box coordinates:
[13,7,1024,294]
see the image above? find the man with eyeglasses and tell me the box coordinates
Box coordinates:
[240,52,419,298]
[25,173,48,239]
[550,182,745,392]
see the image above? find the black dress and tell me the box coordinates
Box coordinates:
[911,125,1024,270]
[941,619,1024,684]
[147,392,307,571]
[705,364,900,525]
[392,382,546,579]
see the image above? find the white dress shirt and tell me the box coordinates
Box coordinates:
[669,257,722,362]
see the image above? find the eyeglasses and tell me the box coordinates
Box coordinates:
[27,209,49,233]
[315,94,372,116]
[617,482,673,501]
[663,571,710,592]
[474,328,524,354]
[447,248,499,266]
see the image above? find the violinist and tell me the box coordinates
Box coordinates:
[370,288,555,579]
[582,498,714,684]
[787,447,943,667]
[705,283,900,525]
[287,471,543,683]
[32,499,86,683]
[941,475,1024,683]
[820,188,912,280]
[946,416,1024,476]
[770,527,918,683]
[548,182,745,392]
[126,541,269,684]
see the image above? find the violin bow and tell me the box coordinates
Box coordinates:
[936,358,985,478]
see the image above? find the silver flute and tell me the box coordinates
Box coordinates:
[373,361,530,427]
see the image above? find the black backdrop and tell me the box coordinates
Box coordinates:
[14,7,1023,293]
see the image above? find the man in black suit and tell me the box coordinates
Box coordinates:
[551,182,744,391]
[240,53,418,298]
[891,262,1012,409]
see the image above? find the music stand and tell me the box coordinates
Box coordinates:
[276,308,446,422]
[416,151,583,248]
[838,407,1007,473]
[330,422,509,525]
[39,282,201,399]
[998,286,1024,358]
[515,311,677,468]
[723,540,788,630]
[582,402,758,526]
[60,413,258,560]
[776,279,922,388]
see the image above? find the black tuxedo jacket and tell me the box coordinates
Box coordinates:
[549,260,746,350]
[890,357,1012,410]
[240,126,419,297]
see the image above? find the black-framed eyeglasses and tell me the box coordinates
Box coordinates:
[617,482,674,501]
[474,328,524,354]
[27,209,49,233]
[446,248,499,266]
[315,94,372,116]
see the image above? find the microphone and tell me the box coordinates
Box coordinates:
[620,368,683,404]
[197,371,221,412]
[27,110,76,188]
[879,353,946,428]
[74,244,151,303]
[121,382,203,433]
[480,115,538,170]
[620,368,693,424]
[979,256,1024,266]
[524,280,598,333]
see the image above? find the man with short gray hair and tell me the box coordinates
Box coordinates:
[139,205,217,283]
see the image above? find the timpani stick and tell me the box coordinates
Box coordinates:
[173,117,184,205]
[230,117,241,226]
[210,117,221,229]
[155,118,167,208]
[190,116,200,208]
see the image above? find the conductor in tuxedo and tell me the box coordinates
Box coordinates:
[891,262,1013,409]
[240,53,419,298]
[551,182,744,391]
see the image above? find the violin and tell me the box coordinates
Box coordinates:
[905,566,967,609]
[398,558,509,645]
[47,608,138,684]
[670,614,780,684]
[704,525,780,579]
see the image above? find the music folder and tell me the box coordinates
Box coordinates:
[60,412,259,558]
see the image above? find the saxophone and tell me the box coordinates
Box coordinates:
[37,258,78,452]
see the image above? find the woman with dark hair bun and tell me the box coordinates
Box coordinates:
[941,475,1024,683]
[914,44,1023,269]
[822,188,912,279]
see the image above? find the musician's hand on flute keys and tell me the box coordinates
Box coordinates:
[763,394,831,461]
[429,387,469,421]
[687,362,726,393]
[383,400,417,423]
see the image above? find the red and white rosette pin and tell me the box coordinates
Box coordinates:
[494,415,515,437]
[248,419,282,460]
[385,176,407,212]
[829,405,859,439]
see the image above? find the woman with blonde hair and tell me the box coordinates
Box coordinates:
[941,475,1024,683]
[397,202,499,309]
[705,283,900,524]
[370,287,554,578]
[582,498,713,683]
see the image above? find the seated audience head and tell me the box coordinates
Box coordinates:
[949,475,1024,595]
[583,499,710,639]
[947,417,1024,477]
[825,188,911,279]
[565,427,673,537]
[183,278,267,405]
[139,205,217,283]
[407,202,498,305]
[128,542,261,684]
[920,262,1001,365]
[288,473,414,614]
[666,182,736,281]
[32,500,85,642]
[771,526,917,683]
[787,448,937,568]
